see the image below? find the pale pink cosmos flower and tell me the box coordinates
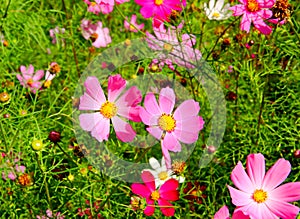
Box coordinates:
[146,23,202,69]
[214,205,250,219]
[228,153,300,219]
[49,26,65,44]
[124,14,145,32]
[116,0,129,4]
[139,87,204,168]
[131,171,179,217]
[16,64,44,94]
[83,0,114,14]
[81,19,112,48]
[229,0,276,35]
[135,0,186,27]
[79,75,142,142]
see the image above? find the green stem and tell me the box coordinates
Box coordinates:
[288,18,300,44]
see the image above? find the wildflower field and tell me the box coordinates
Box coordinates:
[0,0,300,218]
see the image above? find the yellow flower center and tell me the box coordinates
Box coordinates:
[253,189,268,203]
[212,12,220,18]
[90,33,98,42]
[129,24,135,31]
[91,2,97,6]
[100,101,118,119]
[43,80,52,88]
[247,0,260,12]
[158,171,168,180]
[158,114,176,132]
[154,0,163,6]
[163,43,173,52]
[151,190,160,201]
[27,79,33,87]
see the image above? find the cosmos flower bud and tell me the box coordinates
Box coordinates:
[48,131,61,143]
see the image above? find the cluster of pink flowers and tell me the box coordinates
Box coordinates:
[16,63,59,93]
[49,26,65,44]
[81,19,112,48]
[36,209,65,219]
[1,152,26,181]
[83,0,129,15]
[78,75,204,167]
[214,153,300,219]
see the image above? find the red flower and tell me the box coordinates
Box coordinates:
[131,171,179,217]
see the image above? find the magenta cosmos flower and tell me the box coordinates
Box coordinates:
[16,64,44,94]
[228,153,300,219]
[124,14,145,32]
[131,171,179,217]
[83,0,114,14]
[139,87,204,168]
[229,0,275,35]
[79,75,142,142]
[214,205,249,219]
[135,0,186,27]
[81,19,112,48]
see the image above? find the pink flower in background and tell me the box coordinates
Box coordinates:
[116,0,129,4]
[228,153,300,219]
[83,0,114,14]
[1,152,26,181]
[139,87,204,168]
[214,205,250,219]
[81,19,112,48]
[49,26,65,44]
[79,75,142,142]
[16,65,44,94]
[229,0,275,35]
[124,14,145,32]
[131,171,179,217]
[135,0,186,27]
[146,23,202,69]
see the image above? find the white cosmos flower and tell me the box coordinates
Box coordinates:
[204,0,231,20]
[143,157,185,188]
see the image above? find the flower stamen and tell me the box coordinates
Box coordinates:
[100,101,118,119]
[154,0,163,6]
[158,114,176,132]
[247,0,260,12]
[151,190,160,201]
[253,189,268,203]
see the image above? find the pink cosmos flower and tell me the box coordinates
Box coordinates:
[229,0,275,35]
[16,64,44,94]
[135,0,186,27]
[139,87,204,168]
[146,23,202,69]
[131,171,179,217]
[214,205,250,219]
[81,19,112,48]
[49,26,65,44]
[79,75,142,142]
[116,0,129,4]
[124,14,145,32]
[228,153,300,219]
[83,0,114,14]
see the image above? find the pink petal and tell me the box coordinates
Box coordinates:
[140,6,154,18]
[227,185,252,206]
[173,100,200,121]
[232,209,250,219]
[7,172,16,180]
[27,64,34,75]
[160,190,179,201]
[173,117,201,144]
[214,205,230,219]
[257,0,275,8]
[240,13,252,32]
[158,199,175,217]
[131,183,151,198]
[162,146,171,169]
[108,74,126,102]
[270,182,300,202]
[143,93,161,115]
[238,202,277,219]
[160,179,179,199]
[20,65,27,74]
[79,112,103,131]
[15,164,26,173]
[252,16,272,35]
[16,74,25,86]
[229,5,246,16]
[262,158,291,191]
[256,9,272,19]
[32,70,44,81]
[84,76,106,104]
[230,161,255,192]
[141,171,156,191]
[90,116,110,142]
[115,86,142,107]
[111,116,136,142]
[246,153,265,188]
[139,107,159,126]
[118,106,141,122]
[162,133,181,152]
[144,199,155,216]
[79,93,102,111]
[146,126,163,140]
[266,199,299,219]
[159,87,175,114]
